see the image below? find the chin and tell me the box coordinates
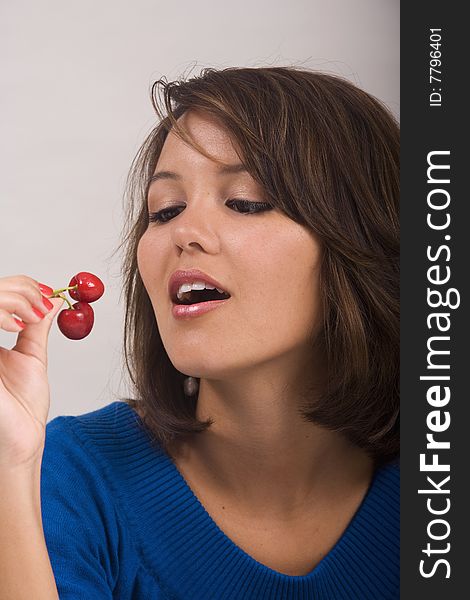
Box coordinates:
[168,353,245,381]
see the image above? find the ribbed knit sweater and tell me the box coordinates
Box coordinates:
[40,400,399,599]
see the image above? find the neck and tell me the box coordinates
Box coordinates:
[169,360,374,520]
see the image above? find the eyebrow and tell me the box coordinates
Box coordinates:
[148,163,248,185]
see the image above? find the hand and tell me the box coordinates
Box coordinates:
[0,275,64,470]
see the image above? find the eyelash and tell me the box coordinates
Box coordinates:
[148,199,273,224]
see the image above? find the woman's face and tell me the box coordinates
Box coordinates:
[137,110,323,379]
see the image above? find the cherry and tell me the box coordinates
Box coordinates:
[68,272,104,303]
[57,301,94,340]
[40,271,104,340]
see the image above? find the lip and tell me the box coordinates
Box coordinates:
[172,298,230,320]
[168,269,231,302]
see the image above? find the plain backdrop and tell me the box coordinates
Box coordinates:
[0,0,399,421]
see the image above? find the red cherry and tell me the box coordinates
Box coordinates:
[68,272,104,303]
[57,301,94,340]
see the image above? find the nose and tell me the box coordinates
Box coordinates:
[171,200,221,255]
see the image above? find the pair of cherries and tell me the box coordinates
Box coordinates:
[40,272,104,340]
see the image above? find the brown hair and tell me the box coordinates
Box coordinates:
[115,66,399,468]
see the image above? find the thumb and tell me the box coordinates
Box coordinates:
[13,297,65,368]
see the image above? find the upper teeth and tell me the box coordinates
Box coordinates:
[176,281,226,300]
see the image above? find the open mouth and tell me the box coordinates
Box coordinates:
[172,288,231,305]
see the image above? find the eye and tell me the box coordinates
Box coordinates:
[226,199,273,214]
[147,199,273,224]
[148,205,185,223]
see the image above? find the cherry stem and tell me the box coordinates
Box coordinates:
[52,284,78,295]
[57,293,74,310]
[48,285,77,310]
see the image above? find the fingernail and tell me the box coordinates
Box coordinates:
[14,318,26,329]
[33,307,46,319]
[38,283,54,297]
[42,296,54,310]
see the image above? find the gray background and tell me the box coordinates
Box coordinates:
[0,0,399,421]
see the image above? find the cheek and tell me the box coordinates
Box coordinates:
[136,234,150,285]
[237,230,322,342]
[136,232,166,299]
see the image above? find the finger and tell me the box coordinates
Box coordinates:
[12,297,65,368]
[0,291,53,330]
[0,308,29,333]
[0,276,54,317]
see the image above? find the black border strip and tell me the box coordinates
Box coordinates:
[401,3,467,596]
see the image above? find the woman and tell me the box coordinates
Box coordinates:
[0,66,399,599]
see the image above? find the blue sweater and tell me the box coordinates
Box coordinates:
[40,401,399,599]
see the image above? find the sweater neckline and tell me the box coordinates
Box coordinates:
[143,414,376,578]
[98,401,399,598]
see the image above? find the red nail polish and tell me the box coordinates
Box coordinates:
[42,297,54,310]
[33,307,46,319]
[14,318,26,329]
[38,283,54,297]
